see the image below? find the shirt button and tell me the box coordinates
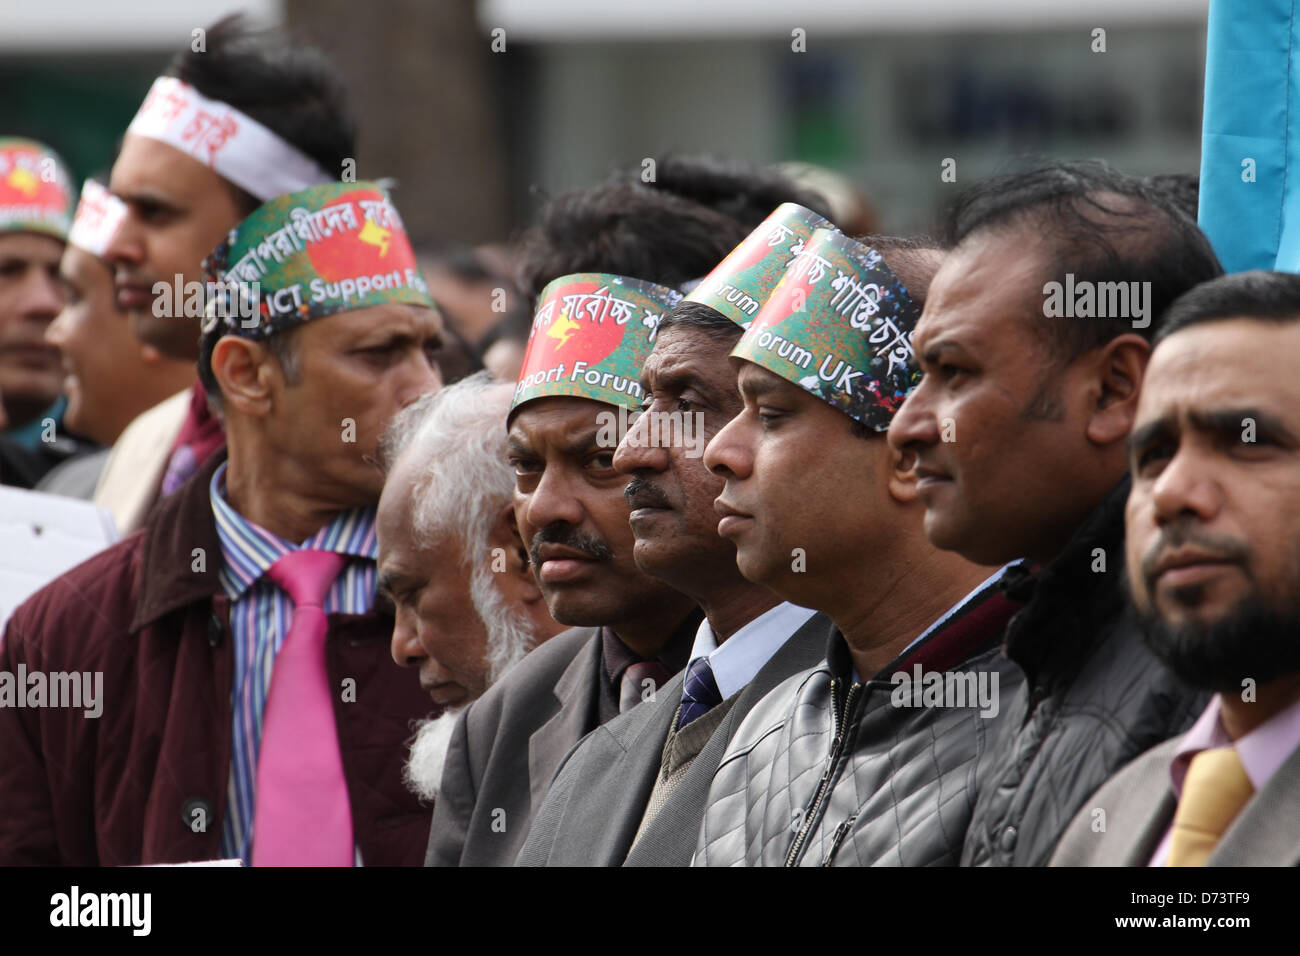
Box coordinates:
[1000,825,1018,852]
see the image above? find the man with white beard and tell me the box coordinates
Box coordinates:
[379,373,567,800]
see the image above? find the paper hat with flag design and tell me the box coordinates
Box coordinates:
[201,180,436,341]
[0,138,74,240]
[67,180,128,258]
[730,228,923,431]
[684,203,837,329]
[510,273,682,417]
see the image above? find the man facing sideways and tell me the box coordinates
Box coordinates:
[517,205,843,867]
[426,160,823,867]
[694,229,1024,867]
[0,138,86,484]
[40,181,195,497]
[98,14,355,532]
[426,273,700,867]
[887,160,1225,866]
[0,181,440,865]
[378,373,566,803]
[1053,271,1300,866]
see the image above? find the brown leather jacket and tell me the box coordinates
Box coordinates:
[0,450,431,865]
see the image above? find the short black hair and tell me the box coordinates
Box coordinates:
[515,155,830,304]
[167,14,357,213]
[943,160,1224,360]
[641,153,833,231]
[657,300,742,346]
[1146,172,1200,222]
[1156,270,1300,345]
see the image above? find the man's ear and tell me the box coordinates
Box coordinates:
[1084,333,1149,447]
[487,502,543,603]
[887,441,919,505]
[210,335,275,417]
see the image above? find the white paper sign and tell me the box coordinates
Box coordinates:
[0,485,118,633]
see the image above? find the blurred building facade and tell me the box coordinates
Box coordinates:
[1,0,1208,240]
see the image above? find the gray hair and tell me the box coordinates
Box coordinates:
[380,371,516,568]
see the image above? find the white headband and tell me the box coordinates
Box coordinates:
[127,76,333,202]
[67,180,128,257]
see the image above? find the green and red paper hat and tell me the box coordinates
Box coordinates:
[201,180,436,340]
[730,228,923,431]
[510,273,682,417]
[685,202,836,329]
[0,138,74,241]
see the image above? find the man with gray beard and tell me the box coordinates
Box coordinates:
[378,373,567,801]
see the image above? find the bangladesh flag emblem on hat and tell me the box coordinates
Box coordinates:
[730,228,923,431]
[202,180,436,340]
[0,138,74,240]
[511,273,682,417]
[685,203,836,329]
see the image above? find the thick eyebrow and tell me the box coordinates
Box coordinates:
[919,338,974,367]
[1189,407,1297,447]
[114,187,182,214]
[506,427,603,459]
[646,364,721,405]
[1127,415,1176,457]
[737,368,786,403]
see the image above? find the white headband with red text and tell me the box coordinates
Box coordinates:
[127,76,333,202]
[67,180,128,257]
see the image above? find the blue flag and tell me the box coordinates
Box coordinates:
[1200,0,1300,272]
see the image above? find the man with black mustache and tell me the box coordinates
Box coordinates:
[1053,270,1300,866]
[516,206,837,866]
[424,273,701,867]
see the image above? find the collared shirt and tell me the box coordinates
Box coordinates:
[686,602,818,700]
[598,615,699,724]
[1148,692,1300,866]
[209,462,378,865]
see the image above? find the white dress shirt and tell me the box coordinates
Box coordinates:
[687,602,819,700]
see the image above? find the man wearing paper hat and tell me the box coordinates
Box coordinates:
[692,228,1025,866]
[37,181,196,498]
[517,204,838,866]
[427,271,701,867]
[96,15,355,531]
[0,138,76,456]
[0,180,441,866]
[425,160,824,868]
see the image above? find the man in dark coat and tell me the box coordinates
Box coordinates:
[0,181,442,865]
[888,160,1225,866]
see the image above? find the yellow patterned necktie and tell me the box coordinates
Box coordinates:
[1166,747,1255,867]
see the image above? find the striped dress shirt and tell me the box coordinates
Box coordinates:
[209,463,378,865]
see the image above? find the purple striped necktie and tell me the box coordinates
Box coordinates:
[676,656,722,730]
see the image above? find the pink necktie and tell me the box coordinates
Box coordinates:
[252,549,353,866]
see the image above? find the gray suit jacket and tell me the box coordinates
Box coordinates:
[516,612,832,867]
[425,626,602,867]
[1050,733,1300,866]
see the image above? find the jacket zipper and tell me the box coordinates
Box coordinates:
[821,812,858,866]
[785,679,861,867]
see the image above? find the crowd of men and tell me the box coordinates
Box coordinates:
[1,16,1298,869]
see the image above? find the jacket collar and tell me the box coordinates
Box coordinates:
[1002,476,1131,689]
[824,577,1017,685]
[131,446,229,632]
